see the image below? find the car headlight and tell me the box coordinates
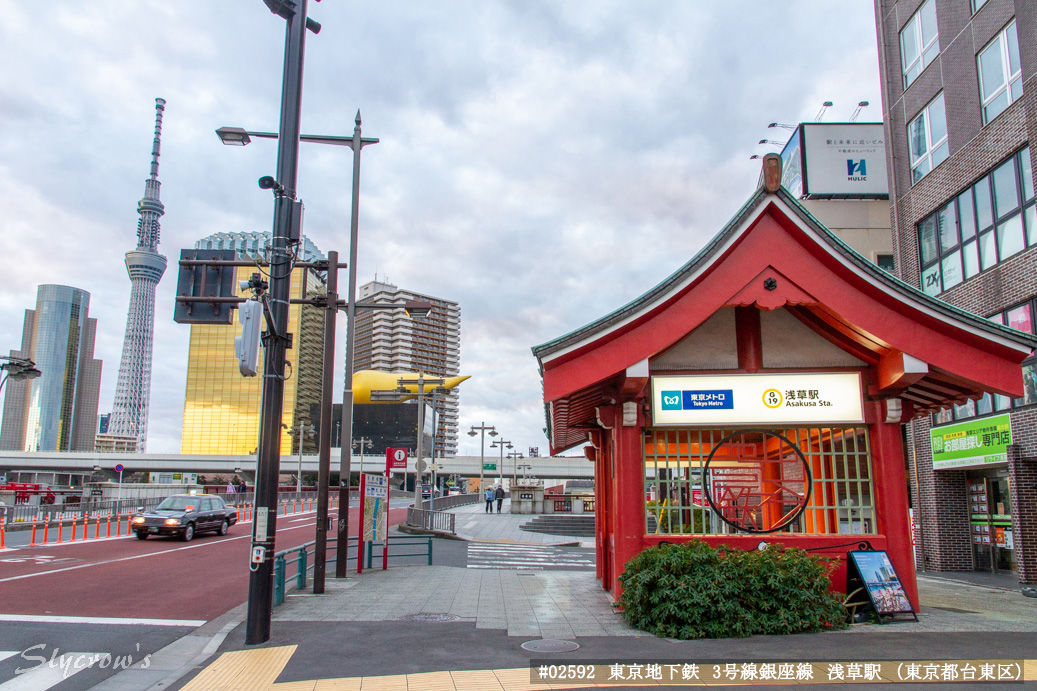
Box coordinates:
[164,518,181,526]
[132,517,146,524]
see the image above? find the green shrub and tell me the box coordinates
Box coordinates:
[616,541,847,639]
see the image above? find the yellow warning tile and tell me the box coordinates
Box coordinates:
[492,668,532,691]
[1025,660,1037,682]
[451,669,505,691]
[314,678,363,691]
[406,671,456,691]
[180,645,297,691]
[359,674,409,691]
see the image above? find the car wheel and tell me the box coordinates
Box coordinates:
[182,523,195,542]
[218,519,229,536]
[135,532,148,540]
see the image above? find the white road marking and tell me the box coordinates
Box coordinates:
[0,519,319,584]
[0,652,16,663]
[0,651,102,689]
[0,614,205,627]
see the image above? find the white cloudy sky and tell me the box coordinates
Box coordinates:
[0,1,883,456]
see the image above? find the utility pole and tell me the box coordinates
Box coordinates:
[245,0,313,646]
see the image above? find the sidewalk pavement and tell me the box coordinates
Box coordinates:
[118,500,1037,690]
[449,499,594,547]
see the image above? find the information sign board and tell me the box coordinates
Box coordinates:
[651,373,863,426]
[930,414,1012,470]
[846,550,916,622]
[386,447,408,470]
[483,463,496,471]
[361,474,389,543]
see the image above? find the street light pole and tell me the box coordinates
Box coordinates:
[245,0,312,647]
[507,450,524,487]
[491,438,512,489]
[290,422,314,492]
[352,437,372,477]
[336,112,378,579]
[467,423,497,494]
[0,356,41,397]
[313,251,337,594]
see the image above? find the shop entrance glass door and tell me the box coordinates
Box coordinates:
[967,472,1014,573]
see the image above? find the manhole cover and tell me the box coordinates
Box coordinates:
[400,613,460,623]
[521,639,580,653]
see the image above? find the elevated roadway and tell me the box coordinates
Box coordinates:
[0,451,593,480]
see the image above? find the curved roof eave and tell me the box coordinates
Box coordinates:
[533,186,1037,370]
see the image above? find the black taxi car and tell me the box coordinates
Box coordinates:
[131,493,237,541]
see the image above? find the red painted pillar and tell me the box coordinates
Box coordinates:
[869,402,920,611]
[735,306,762,373]
[607,402,648,597]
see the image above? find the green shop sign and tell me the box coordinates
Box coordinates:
[931,413,1012,470]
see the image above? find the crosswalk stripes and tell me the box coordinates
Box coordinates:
[0,651,102,689]
[466,543,595,571]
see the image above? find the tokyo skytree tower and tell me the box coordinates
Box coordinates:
[107,98,168,452]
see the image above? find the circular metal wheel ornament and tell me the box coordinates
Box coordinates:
[521,639,580,652]
[703,429,812,534]
[399,613,461,622]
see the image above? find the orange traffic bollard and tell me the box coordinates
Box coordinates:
[0,514,6,550]
[106,511,112,538]
[70,513,76,542]
[29,515,38,547]
[116,510,122,537]
[42,515,50,545]
[57,513,64,543]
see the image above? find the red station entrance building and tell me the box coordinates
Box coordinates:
[533,156,1037,608]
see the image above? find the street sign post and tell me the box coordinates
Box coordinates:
[114,464,125,504]
[385,447,408,471]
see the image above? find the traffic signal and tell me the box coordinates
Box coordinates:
[235,300,264,377]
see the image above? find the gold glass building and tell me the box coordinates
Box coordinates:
[181,232,325,456]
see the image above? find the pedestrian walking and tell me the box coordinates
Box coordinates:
[484,486,494,513]
[225,482,235,494]
[238,480,247,494]
[495,485,504,514]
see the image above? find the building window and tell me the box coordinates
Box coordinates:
[972,0,988,12]
[933,298,1037,426]
[978,20,1022,125]
[643,427,874,536]
[908,94,948,184]
[875,254,895,272]
[918,147,1034,296]
[900,0,939,88]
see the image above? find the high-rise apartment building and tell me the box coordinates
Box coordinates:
[353,280,462,455]
[180,232,325,456]
[875,0,1036,583]
[1,285,102,452]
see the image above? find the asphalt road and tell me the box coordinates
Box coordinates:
[0,500,409,690]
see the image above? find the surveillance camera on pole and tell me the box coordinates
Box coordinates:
[236,300,263,377]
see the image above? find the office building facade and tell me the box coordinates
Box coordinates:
[1,285,102,452]
[180,232,325,456]
[875,0,1036,582]
[353,280,462,455]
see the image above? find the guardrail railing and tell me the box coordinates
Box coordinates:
[421,492,482,512]
[406,508,456,533]
[272,535,434,605]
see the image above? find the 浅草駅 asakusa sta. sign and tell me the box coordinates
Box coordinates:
[651,373,864,426]
[930,414,1012,470]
